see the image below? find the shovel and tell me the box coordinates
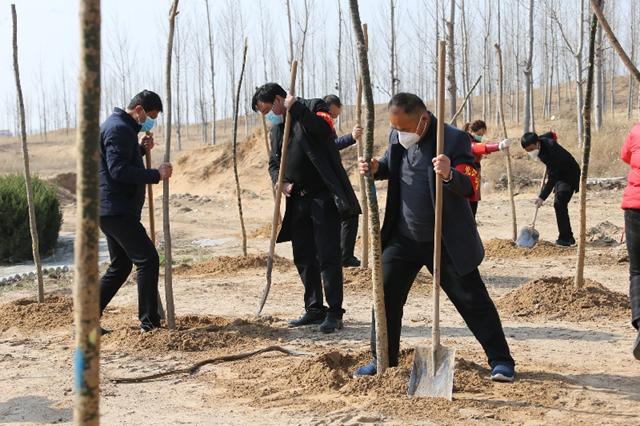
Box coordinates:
[516,170,547,248]
[408,40,456,400]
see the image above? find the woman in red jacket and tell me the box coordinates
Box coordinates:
[621,123,640,360]
[463,120,510,217]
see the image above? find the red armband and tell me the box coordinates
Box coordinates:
[316,111,335,132]
[455,163,480,201]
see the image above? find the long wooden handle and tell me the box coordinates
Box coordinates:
[432,40,446,358]
[257,60,298,315]
[531,169,548,227]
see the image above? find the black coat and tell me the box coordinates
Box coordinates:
[99,108,159,219]
[537,134,581,200]
[375,114,484,276]
[268,98,361,243]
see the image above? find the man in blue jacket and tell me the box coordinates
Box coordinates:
[99,90,173,333]
[355,93,515,382]
[324,94,363,268]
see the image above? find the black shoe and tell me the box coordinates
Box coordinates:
[556,237,576,247]
[319,315,343,333]
[633,332,640,361]
[100,327,112,336]
[288,310,326,327]
[342,257,361,268]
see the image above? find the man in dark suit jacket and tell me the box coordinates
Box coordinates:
[253,83,361,333]
[354,93,515,382]
[99,90,173,333]
[521,132,581,246]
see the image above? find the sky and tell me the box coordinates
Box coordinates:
[0,0,635,134]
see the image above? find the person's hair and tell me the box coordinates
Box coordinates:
[251,83,287,111]
[520,132,539,148]
[387,92,427,116]
[463,120,487,133]
[323,94,342,108]
[127,90,163,113]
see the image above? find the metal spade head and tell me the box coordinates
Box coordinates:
[407,344,456,399]
[516,225,540,248]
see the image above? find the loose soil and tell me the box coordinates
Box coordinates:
[484,238,575,258]
[174,253,293,276]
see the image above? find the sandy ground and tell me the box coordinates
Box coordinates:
[1,132,639,425]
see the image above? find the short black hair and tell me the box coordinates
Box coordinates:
[323,94,342,108]
[127,90,163,113]
[252,83,287,112]
[388,92,427,116]
[520,132,539,149]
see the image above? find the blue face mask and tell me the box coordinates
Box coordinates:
[140,117,155,132]
[473,134,483,142]
[266,111,283,126]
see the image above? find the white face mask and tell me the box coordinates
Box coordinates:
[528,149,540,159]
[397,131,420,149]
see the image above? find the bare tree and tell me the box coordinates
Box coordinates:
[175,20,182,151]
[594,15,603,130]
[357,24,369,269]
[575,0,600,289]
[297,0,311,98]
[523,0,535,133]
[389,0,398,96]
[627,0,637,119]
[162,0,179,330]
[11,4,44,303]
[232,39,249,257]
[286,0,294,67]
[72,0,101,422]
[205,0,217,145]
[460,0,472,122]
[337,0,343,132]
[349,0,389,374]
[446,0,457,124]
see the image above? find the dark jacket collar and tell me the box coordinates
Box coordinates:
[113,107,142,132]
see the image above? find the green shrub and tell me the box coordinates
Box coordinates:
[0,174,63,263]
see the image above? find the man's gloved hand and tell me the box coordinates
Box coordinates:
[499,139,511,151]
[534,197,544,208]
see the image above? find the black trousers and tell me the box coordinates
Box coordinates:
[99,215,160,329]
[470,201,479,218]
[340,216,359,262]
[625,208,640,330]
[290,190,344,316]
[554,181,575,241]
[370,233,514,368]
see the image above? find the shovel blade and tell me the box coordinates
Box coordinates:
[516,226,540,248]
[408,344,456,400]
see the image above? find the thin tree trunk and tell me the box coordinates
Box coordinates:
[286,0,294,67]
[594,21,603,130]
[205,0,217,145]
[389,0,397,95]
[523,0,534,133]
[337,0,343,132]
[576,1,600,289]
[349,0,389,374]
[11,4,44,303]
[72,0,101,422]
[175,21,182,151]
[446,0,457,124]
[232,39,249,257]
[162,0,179,330]
[357,24,369,270]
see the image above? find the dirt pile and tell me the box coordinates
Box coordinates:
[586,221,623,246]
[343,268,432,293]
[0,296,73,332]
[248,223,273,239]
[484,238,574,258]
[46,172,77,205]
[101,313,285,354]
[174,253,293,276]
[497,276,630,321]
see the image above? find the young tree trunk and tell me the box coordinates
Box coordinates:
[337,0,343,132]
[349,0,389,375]
[175,20,182,151]
[11,4,44,304]
[523,0,534,133]
[232,39,249,257]
[162,0,179,330]
[594,21,603,130]
[286,0,294,67]
[71,0,101,422]
[576,1,600,289]
[446,0,457,125]
[460,0,472,122]
[357,24,369,270]
[389,0,397,95]
[298,0,310,98]
[495,43,518,241]
[205,0,217,146]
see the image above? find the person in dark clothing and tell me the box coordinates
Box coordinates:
[253,83,361,333]
[521,131,581,246]
[323,94,363,267]
[99,90,173,333]
[354,93,515,382]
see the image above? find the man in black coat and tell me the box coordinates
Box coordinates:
[355,93,515,382]
[99,90,173,333]
[253,83,361,333]
[521,132,581,246]
[323,94,363,268]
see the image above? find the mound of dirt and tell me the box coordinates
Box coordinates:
[343,268,432,293]
[174,254,293,276]
[102,313,285,354]
[497,276,630,321]
[0,296,73,332]
[248,223,273,239]
[484,238,574,258]
[586,221,623,246]
[48,172,77,194]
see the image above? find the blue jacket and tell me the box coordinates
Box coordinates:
[99,108,160,218]
[375,113,484,275]
[333,131,356,151]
